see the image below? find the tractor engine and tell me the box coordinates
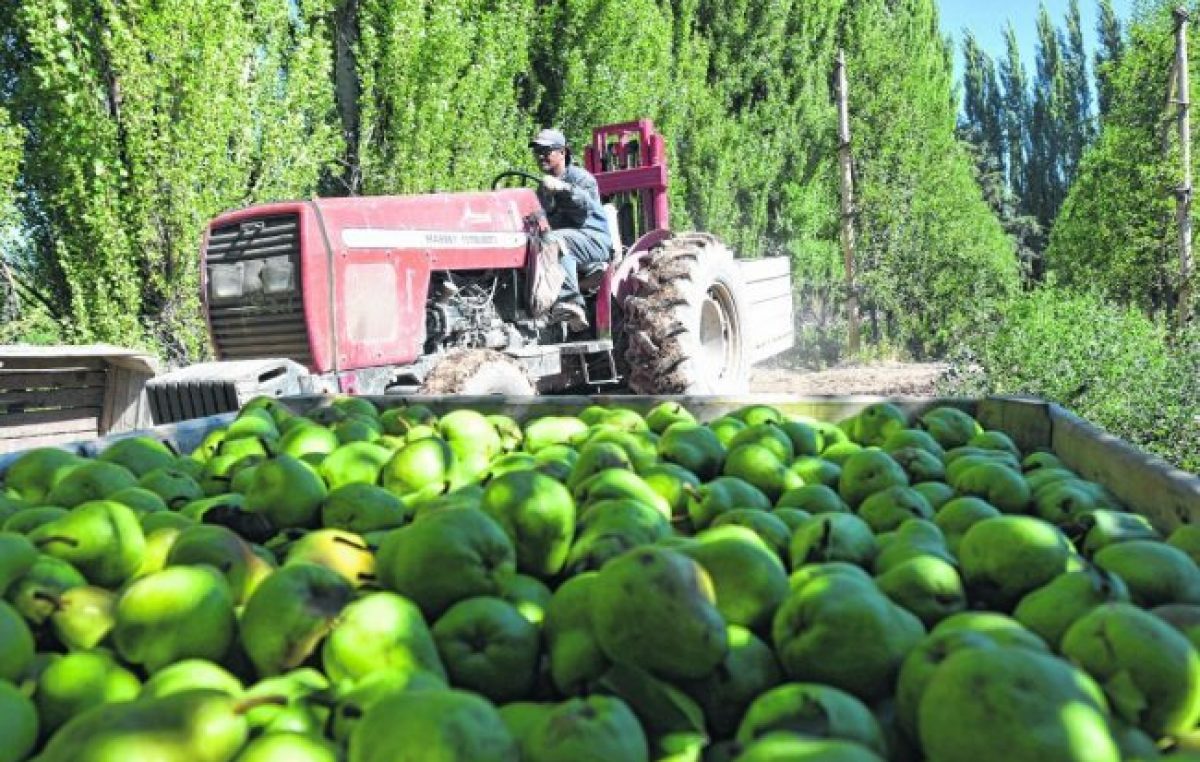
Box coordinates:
[423,270,526,353]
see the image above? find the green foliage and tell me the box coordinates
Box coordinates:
[942,286,1200,474]
[845,0,1019,356]
[1047,0,1183,314]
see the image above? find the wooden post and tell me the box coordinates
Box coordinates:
[1174,7,1194,330]
[835,49,860,354]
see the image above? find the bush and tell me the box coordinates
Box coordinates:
[941,286,1200,474]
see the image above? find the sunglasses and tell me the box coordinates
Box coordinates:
[532,146,559,157]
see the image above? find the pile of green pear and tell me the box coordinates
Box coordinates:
[2,395,1200,762]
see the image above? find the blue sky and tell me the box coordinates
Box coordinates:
[938,0,1135,73]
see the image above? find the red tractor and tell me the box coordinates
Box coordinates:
[146,120,793,423]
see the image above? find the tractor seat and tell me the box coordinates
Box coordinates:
[580,202,624,296]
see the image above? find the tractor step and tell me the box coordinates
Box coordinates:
[558,340,619,385]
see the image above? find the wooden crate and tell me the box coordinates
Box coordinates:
[0,345,159,453]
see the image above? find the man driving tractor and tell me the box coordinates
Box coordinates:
[529,128,612,332]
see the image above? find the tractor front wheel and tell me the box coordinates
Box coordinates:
[419,349,536,395]
[620,234,750,395]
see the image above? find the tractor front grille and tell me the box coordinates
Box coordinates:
[205,213,312,367]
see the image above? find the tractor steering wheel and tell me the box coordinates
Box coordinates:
[491,169,542,190]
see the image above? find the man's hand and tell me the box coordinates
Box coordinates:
[541,175,570,193]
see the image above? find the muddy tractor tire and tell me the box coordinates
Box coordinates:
[620,233,750,394]
[419,349,536,395]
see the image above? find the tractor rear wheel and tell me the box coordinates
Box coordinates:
[620,233,750,394]
[419,349,536,395]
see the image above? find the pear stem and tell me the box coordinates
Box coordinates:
[233,694,290,715]
[33,535,79,548]
[31,590,63,611]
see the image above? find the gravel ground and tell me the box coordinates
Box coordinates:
[750,361,951,397]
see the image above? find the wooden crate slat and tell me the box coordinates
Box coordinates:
[0,387,106,411]
[0,357,107,372]
[0,371,107,390]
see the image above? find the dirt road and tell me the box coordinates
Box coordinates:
[750,361,950,397]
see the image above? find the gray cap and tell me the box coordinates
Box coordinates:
[529,128,567,149]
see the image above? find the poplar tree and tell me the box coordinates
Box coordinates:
[1095,0,1126,118]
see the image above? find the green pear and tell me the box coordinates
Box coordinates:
[734,734,886,761]
[1153,604,1200,651]
[579,428,658,474]
[0,494,28,526]
[565,499,672,573]
[729,421,795,463]
[777,484,850,514]
[523,416,590,454]
[575,469,670,518]
[278,421,340,461]
[48,584,117,651]
[240,562,356,677]
[685,476,772,530]
[97,434,174,477]
[583,406,648,432]
[36,688,248,762]
[646,401,696,433]
[912,481,956,510]
[591,546,728,680]
[334,415,384,445]
[5,553,87,625]
[532,444,577,482]
[318,441,392,490]
[917,406,982,449]
[887,446,946,484]
[772,573,925,702]
[513,695,646,762]
[487,414,524,451]
[322,590,446,684]
[710,508,792,560]
[857,486,934,533]
[544,571,610,695]
[894,628,1007,743]
[320,482,409,533]
[0,677,37,762]
[431,596,540,703]
[227,406,281,441]
[930,611,1050,651]
[0,599,34,682]
[722,444,803,502]
[140,658,244,698]
[114,564,236,672]
[1013,566,1130,649]
[773,507,814,532]
[3,447,84,503]
[1062,602,1200,738]
[330,667,446,742]
[3,505,68,534]
[657,422,726,481]
[107,486,168,516]
[789,513,877,569]
[166,524,274,604]
[883,428,946,458]
[233,731,340,762]
[967,429,1020,456]
[245,454,327,530]
[485,453,539,479]
[875,556,967,627]
[567,441,633,492]
[950,460,1031,514]
[677,525,789,633]
[781,419,824,458]
[376,507,516,618]
[46,460,138,508]
[481,469,576,578]
[137,466,204,508]
[242,668,331,736]
[379,404,437,434]
[1033,479,1101,524]
[499,572,553,625]
[1168,525,1200,565]
[283,528,376,587]
[1071,509,1161,556]
[0,531,37,595]
[640,463,703,521]
[731,404,783,426]
[872,519,956,574]
[348,688,519,762]
[840,402,908,447]
[702,416,742,451]
[589,661,706,755]
[1094,540,1200,607]
[837,450,909,508]
[36,650,141,735]
[958,516,1075,611]
[933,496,1001,554]
[918,645,1118,762]
[29,499,145,588]
[735,681,887,756]
[140,510,195,534]
[198,453,254,496]
[790,561,873,592]
[674,625,781,738]
[1024,465,1082,494]
[788,456,842,488]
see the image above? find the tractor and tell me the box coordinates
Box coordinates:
[146,120,794,424]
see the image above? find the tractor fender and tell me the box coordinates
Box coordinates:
[597,229,672,338]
